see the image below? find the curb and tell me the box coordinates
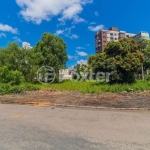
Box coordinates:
[52,104,150,111]
[2,101,149,111]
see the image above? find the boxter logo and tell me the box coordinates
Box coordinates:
[37,66,113,84]
[37,66,55,84]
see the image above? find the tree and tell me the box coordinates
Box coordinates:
[0,33,68,83]
[0,43,24,71]
[20,47,43,82]
[0,43,43,82]
[134,38,149,80]
[35,33,68,68]
[73,63,88,80]
[88,52,116,81]
[34,33,68,81]
[88,38,144,84]
[0,66,24,85]
[143,44,150,71]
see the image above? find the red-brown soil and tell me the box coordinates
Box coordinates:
[1,89,150,109]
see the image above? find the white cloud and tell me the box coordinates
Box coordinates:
[55,26,79,39]
[61,3,83,20]
[16,0,93,24]
[65,25,75,34]
[88,24,104,32]
[0,33,6,38]
[81,0,93,5]
[90,22,96,25]
[73,16,86,23]
[68,55,79,60]
[86,44,90,46]
[76,50,88,56]
[13,36,22,43]
[76,46,86,50]
[0,23,18,34]
[77,59,87,64]
[67,34,79,39]
[55,30,64,35]
[95,11,99,16]
[71,65,75,68]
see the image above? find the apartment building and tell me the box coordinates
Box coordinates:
[59,69,73,80]
[95,27,136,53]
[133,31,149,40]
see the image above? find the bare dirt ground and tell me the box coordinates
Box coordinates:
[0,89,150,109]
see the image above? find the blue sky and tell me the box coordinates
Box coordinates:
[0,0,150,67]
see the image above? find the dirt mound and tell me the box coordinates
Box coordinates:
[0,89,150,109]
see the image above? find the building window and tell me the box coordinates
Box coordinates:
[120,33,125,37]
[69,70,72,75]
[103,36,106,38]
[115,38,117,40]
[110,33,113,36]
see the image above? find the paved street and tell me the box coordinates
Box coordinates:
[0,104,150,150]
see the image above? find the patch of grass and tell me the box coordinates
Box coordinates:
[38,80,150,94]
[0,80,150,95]
[0,83,40,95]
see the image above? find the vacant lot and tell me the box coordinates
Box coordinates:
[1,89,150,109]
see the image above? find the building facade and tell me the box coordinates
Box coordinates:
[59,69,73,81]
[95,27,136,53]
[133,31,149,40]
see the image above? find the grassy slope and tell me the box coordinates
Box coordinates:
[39,80,150,93]
[0,80,150,95]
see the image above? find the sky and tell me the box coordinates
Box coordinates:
[0,0,150,67]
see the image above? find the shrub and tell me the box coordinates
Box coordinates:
[0,66,25,85]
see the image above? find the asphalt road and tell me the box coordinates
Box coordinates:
[0,104,150,150]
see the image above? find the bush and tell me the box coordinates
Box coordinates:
[0,83,11,95]
[0,66,25,85]
[0,83,41,95]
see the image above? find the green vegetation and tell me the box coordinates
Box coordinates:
[35,33,68,81]
[73,63,88,80]
[88,38,144,83]
[41,80,150,93]
[0,66,24,85]
[0,83,40,95]
[0,33,68,83]
[1,80,150,95]
[1,32,150,95]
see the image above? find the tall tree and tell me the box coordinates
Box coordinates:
[143,40,150,71]
[35,33,68,68]
[134,38,149,80]
[0,33,68,83]
[88,38,144,84]
[34,33,68,82]
[0,42,27,72]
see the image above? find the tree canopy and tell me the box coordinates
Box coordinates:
[88,38,144,83]
[0,33,68,83]
[35,33,68,70]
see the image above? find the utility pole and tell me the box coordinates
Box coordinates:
[139,39,147,80]
[141,47,144,80]
[141,62,144,80]
[135,37,148,80]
